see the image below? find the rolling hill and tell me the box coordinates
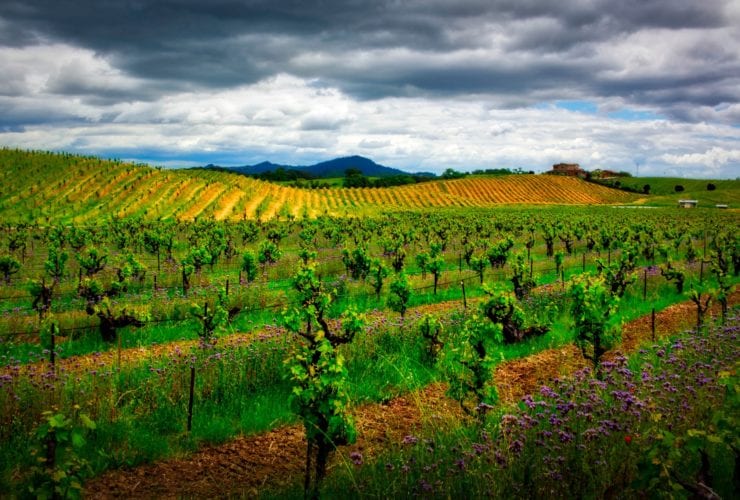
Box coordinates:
[0,149,640,223]
[614,177,740,207]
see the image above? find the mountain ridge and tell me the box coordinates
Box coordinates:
[200,155,436,178]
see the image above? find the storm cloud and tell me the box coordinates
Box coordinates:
[0,0,738,176]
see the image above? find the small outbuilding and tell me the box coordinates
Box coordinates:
[715,204,728,209]
[677,199,698,208]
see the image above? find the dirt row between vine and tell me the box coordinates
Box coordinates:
[83,292,738,498]
[2,299,469,378]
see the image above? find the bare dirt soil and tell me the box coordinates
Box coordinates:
[83,292,737,498]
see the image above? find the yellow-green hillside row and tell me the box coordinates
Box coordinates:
[0,149,635,223]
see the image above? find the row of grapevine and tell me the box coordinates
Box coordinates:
[0,149,640,223]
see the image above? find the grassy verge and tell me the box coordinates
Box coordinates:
[297,312,739,499]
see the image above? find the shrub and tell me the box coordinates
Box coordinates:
[283,260,364,497]
[28,406,96,499]
[0,255,21,284]
[388,273,411,319]
[240,251,258,283]
[442,313,501,420]
[568,274,620,377]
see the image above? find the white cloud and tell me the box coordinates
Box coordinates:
[2,73,739,178]
[0,44,738,177]
[659,147,740,171]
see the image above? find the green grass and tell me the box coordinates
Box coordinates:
[0,243,727,366]
[0,201,737,494]
[5,263,729,495]
[284,311,739,499]
[615,177,740,207]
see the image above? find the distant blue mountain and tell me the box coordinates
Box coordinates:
[201,155,436,178]
[306,156,409,178]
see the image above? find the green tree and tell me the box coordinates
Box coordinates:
[486,236,513,268]
[78,278,105,315]
[190,289,229,348]
[660,260,686,293]
[44,245,68,284]
[568,274,621,377]
[181,262,194,296]
[554,251,564,277]
[442,312,501,420]
[388,272,411,319]
[241,250,258,283]
[596,245,637,298]
[282,261,364,498]
[29,279,54,320]
[481,286,546,343]
[28,406,96,500]
[343,168,370,188]
[391,245,406,273]
[415,252,430,280]
[94,297,147,343]
[440,168,466,179]
[417,314,444,365]
[77,247,107,277]
[258,240,282,271]
[66,226,89,252]
[709,232,736,323]
[238,220,260,244]
[184,247,211,274]
[142,229,164,272]
[112,253,146,293]
[206,225,228,270]
[0,255,20,284]
[369,258,389,299]
[341,246,371,280]
[470,255,487,284]
[427,253,445,294]
[541,225,556,257]
[558,226,575,254]
[8,225,29,261]
[510,252,536,300]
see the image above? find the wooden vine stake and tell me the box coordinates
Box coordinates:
[643,268,648,301]
[187,365,196,433]
[529,258,533,280]
[49,321,57,369]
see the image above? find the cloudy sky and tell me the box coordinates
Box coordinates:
[1,0,739,177]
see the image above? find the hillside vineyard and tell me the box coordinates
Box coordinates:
[0,150,634,223]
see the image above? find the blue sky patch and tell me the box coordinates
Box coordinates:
[607,109,663,121]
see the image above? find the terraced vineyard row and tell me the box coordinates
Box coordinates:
[0,149,635,223]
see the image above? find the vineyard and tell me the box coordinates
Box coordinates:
[0,149,636,223]
[0,150,738,498]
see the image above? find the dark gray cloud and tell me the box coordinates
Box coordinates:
[0,0,738,177]
[1,0,736,114]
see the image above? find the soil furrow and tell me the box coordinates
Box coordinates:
[84,293,737,498]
